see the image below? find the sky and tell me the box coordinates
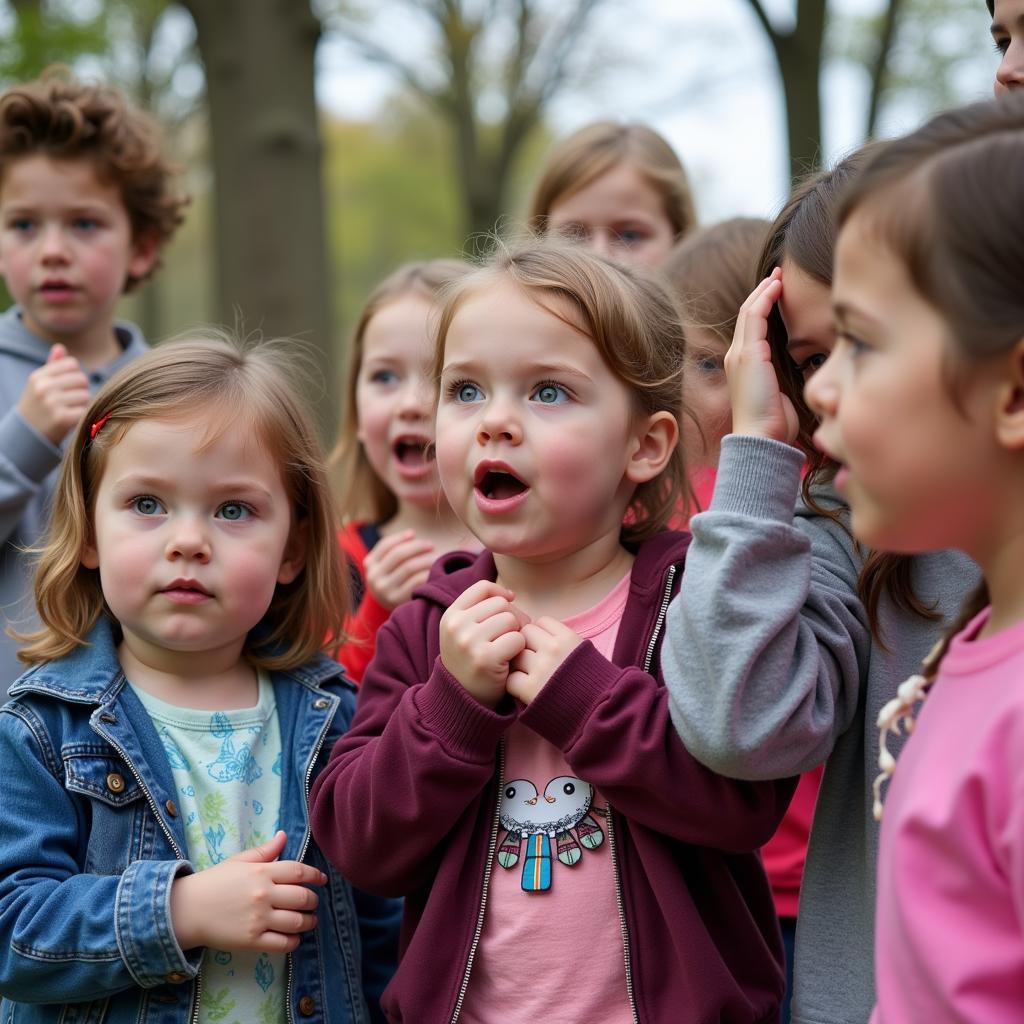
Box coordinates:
[314,0,998,223]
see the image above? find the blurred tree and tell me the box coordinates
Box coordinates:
[327,0,608,239]
[745,0,906,180]
[179,0,338,435]
[0,1,106,81]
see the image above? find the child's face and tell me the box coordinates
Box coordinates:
[0,154,157,350]
[778,257,835,385]
[355,294,443,510]
[546,162,676,269]
[805,214,1005,556]
[992,0,1024,95]
[435,280,653,561]
[682,326,731,468]
[82,414,304,673]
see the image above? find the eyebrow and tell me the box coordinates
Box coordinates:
[832,300,881,327]
[111,474,274,500]
[441,359,595,384]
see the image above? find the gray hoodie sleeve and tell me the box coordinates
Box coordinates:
[0,408,62,546]
[663,434,872,780]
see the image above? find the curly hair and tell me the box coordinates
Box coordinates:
[0,67,188,290]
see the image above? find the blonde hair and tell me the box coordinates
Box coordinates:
[433,240,687,544]
[329,259,472,524]
[19,332,347,671]
[528,122,697,243]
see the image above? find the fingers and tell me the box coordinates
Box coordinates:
[230,829,288,863]
[447,579,515,612]
[46,342,67,363]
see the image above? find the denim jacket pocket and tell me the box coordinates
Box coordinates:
[63,750,149,875]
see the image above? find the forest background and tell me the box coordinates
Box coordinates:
[0,0,999,434]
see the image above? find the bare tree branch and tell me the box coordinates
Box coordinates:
[866,0,905,137]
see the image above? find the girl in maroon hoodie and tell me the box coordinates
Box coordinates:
[311,241,795,1024]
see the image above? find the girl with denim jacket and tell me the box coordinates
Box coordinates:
[0,334,399,1024]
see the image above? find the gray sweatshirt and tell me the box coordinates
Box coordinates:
[0,306,147,692]
[662,434,978,1024]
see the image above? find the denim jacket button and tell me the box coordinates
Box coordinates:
[313,698,329,710]
[298,995,316,1015]
[165,799,178,817]
[106,772,125,794]
[165,971,188,984]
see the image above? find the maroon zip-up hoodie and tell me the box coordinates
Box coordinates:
[311,532,795,1023]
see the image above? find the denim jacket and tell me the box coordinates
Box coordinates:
[0,619,399,1024]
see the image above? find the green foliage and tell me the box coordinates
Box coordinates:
[0,1,107,83]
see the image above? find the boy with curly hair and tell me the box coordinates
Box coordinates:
[0,68,188,689]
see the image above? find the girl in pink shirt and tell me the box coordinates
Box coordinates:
[799,93,1024,1022]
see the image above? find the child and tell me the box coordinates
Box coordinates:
[804,94,1024,1023]
[664,215,818,1024]
[990,0,1024,93]
[330,259,477,682]
[0,68,187,692]
[662,216,768,510]
[0,337,399,1023]
[660,150,978,1024]
[310,241,795,1023]
[528,121,696,268]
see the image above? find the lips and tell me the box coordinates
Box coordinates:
[473,461,529,501]
[37,279,78,303]
[160,579,212,604]
[392,435,434,467]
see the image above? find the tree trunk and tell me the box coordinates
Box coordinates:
[180,0,338,438]
[776,0,826,182]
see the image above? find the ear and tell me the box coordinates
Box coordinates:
[81,541,99,570]
[625,411,678,485]
[127,232,161,283]
[994,337,1024,451]
[277,519,308,585]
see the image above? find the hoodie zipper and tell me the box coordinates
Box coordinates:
[643,564,677,675]
[450,742,505,1023]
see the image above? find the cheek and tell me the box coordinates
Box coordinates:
[433,415,469,495]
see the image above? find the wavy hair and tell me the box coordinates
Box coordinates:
[18,333,347,670]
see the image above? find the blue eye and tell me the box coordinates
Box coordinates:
[695,354,725,375]
[217,502,252,521]
[132,495,164,515]
[447,380,483,403]
[370,369,398,385]
[531,382,568,404]
[72,217,99,232]
[616,228,646,245]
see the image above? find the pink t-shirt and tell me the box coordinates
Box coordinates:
[459,572,634,1024]
[872,608,1024,1023]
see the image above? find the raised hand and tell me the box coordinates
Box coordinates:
[439,580,529,708]
[507,618,583,706]
[724,269,800,444]
[169,830,325,954]
[17,343,91,445]
[363,529,437,610]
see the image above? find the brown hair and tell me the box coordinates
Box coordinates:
[0,66,188,290]
[755,142,938,639]
[329,259,472,525]
[18,333,347,670]
[838,92,1024,678]
[433,240,687,544]
[663,217,769,343]
[528,122,697,243]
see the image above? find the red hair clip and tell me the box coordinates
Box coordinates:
[89,413,111,440]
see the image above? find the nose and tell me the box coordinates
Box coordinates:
[586,230,613,260]
[995,41,1024,95]
[476,398,522,446]
[165,514,211,564]
[39,223,69,263]
[396,378,431,420]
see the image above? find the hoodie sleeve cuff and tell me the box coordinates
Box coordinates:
[414,660,514,762]
[708,434,806,522]
[0,410,62,485]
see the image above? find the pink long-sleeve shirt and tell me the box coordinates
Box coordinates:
[873,608,1024,1023]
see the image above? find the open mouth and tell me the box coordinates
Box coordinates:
[476,467,529,501]
[161,579,212,600]
[393,437,434,468]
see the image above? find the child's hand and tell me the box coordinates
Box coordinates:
[170,830,325,954]
[364,529,437,610]
[16,344,91,445]
[507,618,584,706]
[724,270,800,444]
[439,580,529,707]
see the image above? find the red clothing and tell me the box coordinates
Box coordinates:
[311,534,795,1023]
[336,522,392,684]
[761,766,822,917]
